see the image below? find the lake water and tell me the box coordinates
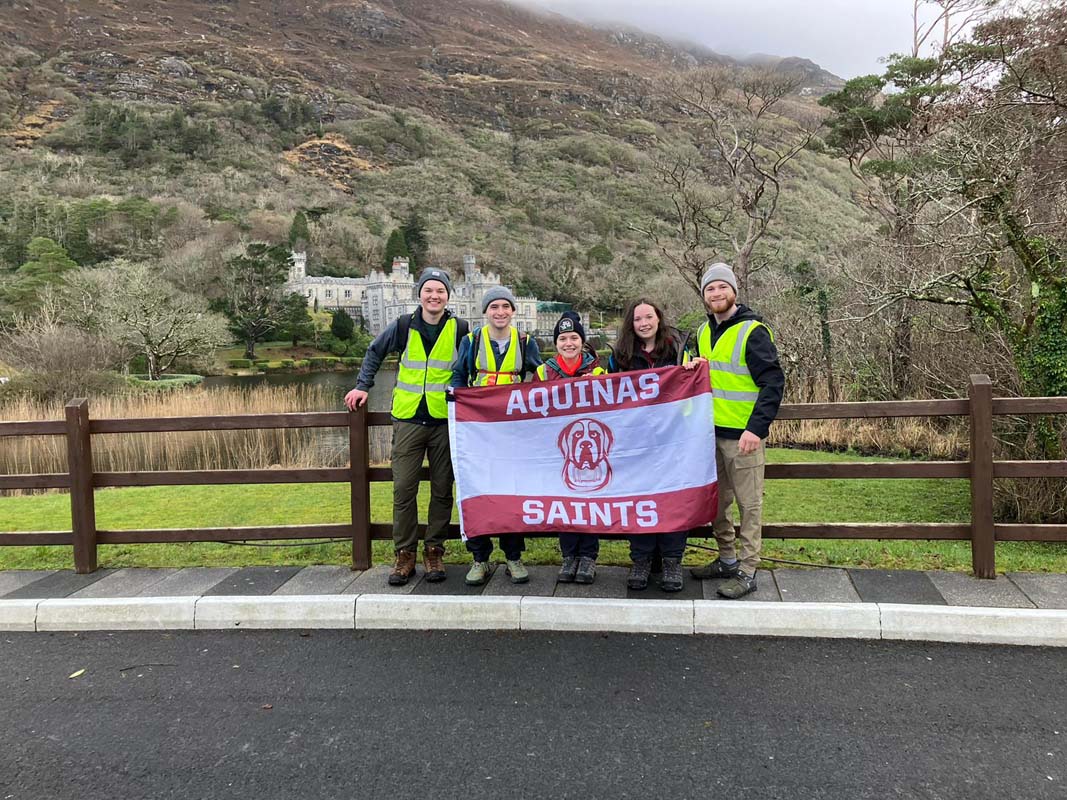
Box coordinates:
[201,368,397,411]
[201,368,399,462]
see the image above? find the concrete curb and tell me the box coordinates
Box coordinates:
[37,597,196,631]
[879,603,1067,647]
[356,594,521,630]
[695,600,881,639]
[0,599,40,632]
[195,595,356,630]
[521,597,694,634]
[4,595,1067,646]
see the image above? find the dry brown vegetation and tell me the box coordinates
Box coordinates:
[0,386,347,483]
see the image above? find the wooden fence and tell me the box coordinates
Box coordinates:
[1,375,1064,578]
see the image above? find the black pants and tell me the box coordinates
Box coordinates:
[467,534,525,562]
[630,532,687,561]
[560,533,599,559]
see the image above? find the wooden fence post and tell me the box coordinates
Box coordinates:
[66,398,97,574]
[349,405,372,570]
[969,375,996,578]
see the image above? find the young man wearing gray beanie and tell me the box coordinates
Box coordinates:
[690,262,784,598]
[450,285,543,585]
[345,267,469,586]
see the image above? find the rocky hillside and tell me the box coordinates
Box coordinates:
[0,0,866,316]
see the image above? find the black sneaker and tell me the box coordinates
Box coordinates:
[557,556,579,583]
[716,572,757,599]
[574,556,597,584]
[660,558,684,592]
[691,558,740,580]
[627,558,652,590]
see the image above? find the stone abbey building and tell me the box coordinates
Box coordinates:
[286,252,581,336]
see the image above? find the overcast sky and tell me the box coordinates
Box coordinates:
[515,0,931,79]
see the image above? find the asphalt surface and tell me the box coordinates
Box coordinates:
[1,631,1064,800]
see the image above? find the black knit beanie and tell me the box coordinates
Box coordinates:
[553,311,586,343]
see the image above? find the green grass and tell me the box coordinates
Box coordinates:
[1,448,1063,573]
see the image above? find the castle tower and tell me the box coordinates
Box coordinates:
[289,251,307,282]
[463,253,478,277]
[392,256,409,275]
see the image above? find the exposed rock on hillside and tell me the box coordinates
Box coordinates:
[283,133,382,192]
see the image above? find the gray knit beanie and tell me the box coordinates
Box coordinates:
[416,267,452,297]
[481,285,517,313]
[700,262,738,295]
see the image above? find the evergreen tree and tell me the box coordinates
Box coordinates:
[2,238,79,312]
[381,228,410,270]
[400,210,429,269]
[288,210,310,251]
[219,242,291,360]
[278,292,315,346]
[330,308,354,341]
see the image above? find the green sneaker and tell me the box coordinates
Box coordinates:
[505,559,529,584]
[465,561,490,586]
[716,572,757,599]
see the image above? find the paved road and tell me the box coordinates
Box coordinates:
[1,631,1064,799]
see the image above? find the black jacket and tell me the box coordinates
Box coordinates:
[706,305,784,440]
[607,328,691,372]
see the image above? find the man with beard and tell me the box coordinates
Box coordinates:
[689,263,784,598]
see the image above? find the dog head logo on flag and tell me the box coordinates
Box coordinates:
[558,418,614,492]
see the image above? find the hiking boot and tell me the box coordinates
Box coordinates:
[505,558,529,584]
[423,545,446,583]
[575,556,597,584]
[627,558,652,590]
[557,556,579,583]
[650,552,663,575]
[465,560,491,586]
[716,571,757,599]
[660,558,684,593]
[691,558,740,580]
[388,549,417,586]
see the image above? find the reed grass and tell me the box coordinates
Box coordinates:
[0,385,351,484]
[769,417,968,460]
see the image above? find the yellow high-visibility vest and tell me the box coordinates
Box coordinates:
[472,326,521,386]
[392,317,458,419]
[697,319,772,430]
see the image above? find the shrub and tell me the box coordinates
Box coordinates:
[340,357,361,367]
[328,339,348,356]
[253,360,269,369]
[308,356,340,368]
[228,358,252,369]
[280,359,295,368]
[126,374,204,391]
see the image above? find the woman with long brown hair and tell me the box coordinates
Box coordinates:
[608,298,693,592]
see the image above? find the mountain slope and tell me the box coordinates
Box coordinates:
[0,0,868,317]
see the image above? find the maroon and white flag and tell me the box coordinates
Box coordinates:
[449,366,718,538]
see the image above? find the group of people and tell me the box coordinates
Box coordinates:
[343,262,784,599]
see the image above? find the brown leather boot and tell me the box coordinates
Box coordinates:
[388,549,417,586]
[423,545,447,582]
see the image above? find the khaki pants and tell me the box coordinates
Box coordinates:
[712,437,765,575]
[391,420,454,552]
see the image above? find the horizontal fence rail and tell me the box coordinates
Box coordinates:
[0,375,1064,577]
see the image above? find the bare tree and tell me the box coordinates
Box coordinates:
[0,289,124,399]
[636,65,822,293]
[95,261,229,380]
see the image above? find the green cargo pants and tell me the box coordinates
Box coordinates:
[390,420,454,552]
